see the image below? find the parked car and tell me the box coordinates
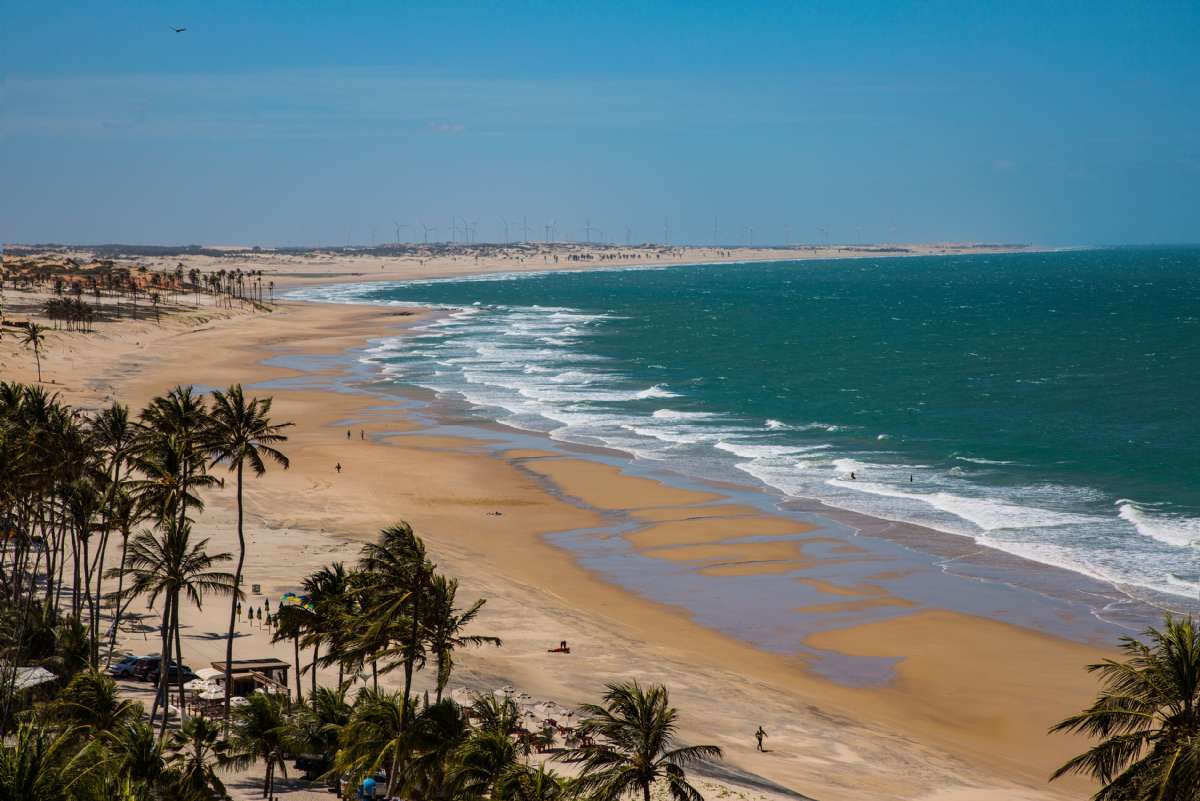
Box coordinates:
[147,663,197,686]
[109,654,160,679]
[132,658,169,682]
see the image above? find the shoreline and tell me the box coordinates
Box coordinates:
[1,252,1109,800]
[284,255,1190,640]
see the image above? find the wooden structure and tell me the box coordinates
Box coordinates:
[211,658,291,700]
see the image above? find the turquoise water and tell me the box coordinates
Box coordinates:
[293,248,1200,603]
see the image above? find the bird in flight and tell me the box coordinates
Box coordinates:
[170,26,187,33]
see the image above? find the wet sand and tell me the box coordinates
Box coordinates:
[2,286,1107,800]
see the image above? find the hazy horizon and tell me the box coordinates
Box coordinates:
[3,2,1197,247]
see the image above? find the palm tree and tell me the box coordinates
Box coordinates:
[135,386,214,534]
[306,562,354,687]
[425,575,501,702]
[396,699,470,800]
[453,730,519,799]
[165,716,232,801]
[1050,616,1200,801]
[332,687,411,797]
[0,721,99,800]
[206,384,291,723]
[358,523,434,729]
[20,323,45,383]
[495,764,568,801]
[272,600,317,704]
[288,684,351,776]
[118,520,236,741]
[102,720,166,792]
[46,670,142,736]
[103,488,145,667]
[225,691,289,801]
[558,682,722,801]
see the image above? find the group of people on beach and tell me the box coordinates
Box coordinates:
[335,428,368,474]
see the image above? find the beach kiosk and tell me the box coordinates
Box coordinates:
[210,658,291,699]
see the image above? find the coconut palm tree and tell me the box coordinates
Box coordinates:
[118,520,236,741]
[1050,616,1200,801]
[452,730,519,799]
[134,386,215,534]
[20,322,45,383]
[102,720,166,792]
[332,687,412,796]
[558,682,722,801]
[103,488,145,667]
[494,764,568,801]
[358,523,434,729]
[225,691,289,801]
[306,562,355,687]
[287,684,351,777]
[272,600,318,704]
[0,721,99,801]
[424,575,501,702]
[165,716,231,801]
[46,670,142,736]
[396,699,470,801]
[206,384,291,723]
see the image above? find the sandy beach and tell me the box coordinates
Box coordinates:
[0,247,1106,801]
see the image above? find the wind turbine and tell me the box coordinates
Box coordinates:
[501,217,511,243]
[420,222,436,244]
[521,216,530,243]
[663,217,670,247]
[584,218,595,243]
[392,220,409,248]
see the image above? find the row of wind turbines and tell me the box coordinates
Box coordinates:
[364,217,840,248]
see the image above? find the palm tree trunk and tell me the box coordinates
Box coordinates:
[224,460,245,727]
[105,527,131,668]
[152,595,173,739]
[311,642,319,698]
[642,781,652,801]
[175,602,188,722]
[293,634,302,704]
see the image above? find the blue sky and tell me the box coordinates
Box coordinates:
[2,1,1197,246]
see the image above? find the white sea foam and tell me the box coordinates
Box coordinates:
[636,384,679,399]
[1118,502,1200,548]
[955,456,1018,465]
[310,279,1200,603]
[716,441,830,459]
[653,409,718,421]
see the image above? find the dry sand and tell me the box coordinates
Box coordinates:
[0,249,1105,801]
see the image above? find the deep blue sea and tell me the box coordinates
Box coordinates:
[293,248,1200,603]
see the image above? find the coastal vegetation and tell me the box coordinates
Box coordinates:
[0,379,722,799]
[1052,616,1200,801]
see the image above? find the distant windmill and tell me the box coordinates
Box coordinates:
[392,219,408,248]
[713,216,719,247]
[625,225,632,246]
[520,216,530,243]
[584,218,595,243]
[663,217,670,247]
[501,217,511,243]
[420,222,436,244]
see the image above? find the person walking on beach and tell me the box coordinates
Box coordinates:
[346,429,351,440]
[755,726,767,752]
[336,462,342,474]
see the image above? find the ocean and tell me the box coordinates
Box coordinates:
[292,247,1200,610]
